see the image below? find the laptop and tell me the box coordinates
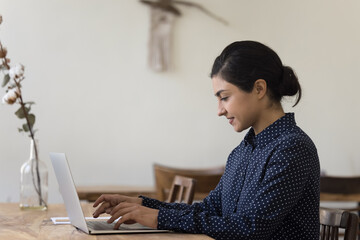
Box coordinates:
[49,152,169,234]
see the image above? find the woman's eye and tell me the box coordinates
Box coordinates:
[221,97,228,101]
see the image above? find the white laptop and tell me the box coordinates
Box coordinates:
[50,152,169,234]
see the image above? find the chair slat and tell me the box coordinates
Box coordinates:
[167,175,196,204]
[320,208,359,240]
[320,225,325,240]
[325,226,330,240]
[329,226,338,240]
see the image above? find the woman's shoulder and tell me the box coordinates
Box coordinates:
[276,125,318,155]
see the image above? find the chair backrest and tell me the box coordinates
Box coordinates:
[167,175,196,204]
[153,163,225,202]
[320,176,360,194]
[320,208,359,240]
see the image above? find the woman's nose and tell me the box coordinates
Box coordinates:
[218,103,226,116]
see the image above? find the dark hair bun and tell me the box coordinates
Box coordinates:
[279,66,302,106]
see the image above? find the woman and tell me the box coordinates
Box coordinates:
[93,41,320,239]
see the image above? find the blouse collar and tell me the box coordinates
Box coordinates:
[244,113,296,148]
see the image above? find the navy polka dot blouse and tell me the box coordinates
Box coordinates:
[141,113,320,239]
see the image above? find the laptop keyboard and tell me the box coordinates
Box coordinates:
[86,221,128,230]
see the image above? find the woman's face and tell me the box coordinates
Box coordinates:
[212,75,261,133]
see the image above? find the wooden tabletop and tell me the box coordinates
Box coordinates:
[77,185,157,202]
[320,193,360,202]
[0,202,213,240]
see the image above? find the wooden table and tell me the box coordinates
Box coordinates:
[0,202,213,240]
[320,193,360,202]
[77,185,157,202]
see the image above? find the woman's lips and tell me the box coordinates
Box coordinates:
[228,118,234,125]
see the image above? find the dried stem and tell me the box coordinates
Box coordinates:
[0,39,47,208]
[17,85,47,207]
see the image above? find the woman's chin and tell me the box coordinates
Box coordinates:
[233,124,242,132]
[233,123,248,133]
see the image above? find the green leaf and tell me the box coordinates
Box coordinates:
[18,128,24,132]
[15,107,30,119]
[25,101,35,106]
[2,74,10,87]
[22,124,29,132]
[27,114,35,129]
[0,65,7,71]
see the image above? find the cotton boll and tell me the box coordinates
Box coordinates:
[2,88,20,104]
[9,63,25,79]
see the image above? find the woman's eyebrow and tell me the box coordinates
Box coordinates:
[215,90,227,97]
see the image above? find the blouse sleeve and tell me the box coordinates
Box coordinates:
[140,174,224,216]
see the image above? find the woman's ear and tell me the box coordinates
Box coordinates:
[253,79,267,99]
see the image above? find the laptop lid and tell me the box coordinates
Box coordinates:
[50,152,89,233]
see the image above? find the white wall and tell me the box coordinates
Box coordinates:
[0,0,359,203]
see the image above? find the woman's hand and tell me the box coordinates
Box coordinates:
[107,202,159,229]
[92,194,142,218]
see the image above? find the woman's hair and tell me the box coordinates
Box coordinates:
[211,41,301,106]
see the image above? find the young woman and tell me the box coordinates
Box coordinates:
[93,41,320,239]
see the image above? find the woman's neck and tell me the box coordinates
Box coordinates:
[253,104,285,135]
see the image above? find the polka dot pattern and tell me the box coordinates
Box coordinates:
[141,113,320,239]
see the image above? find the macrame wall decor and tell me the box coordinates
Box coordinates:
[140,0,228,72]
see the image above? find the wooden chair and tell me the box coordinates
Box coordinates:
[320,176,360,239]
[320,208,359,240]
[167,175,196,204]
[153,163,225,202]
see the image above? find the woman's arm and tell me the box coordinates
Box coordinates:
[96,178,224,230]
[140,176,224,216]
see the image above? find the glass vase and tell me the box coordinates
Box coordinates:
[20,139,48,210]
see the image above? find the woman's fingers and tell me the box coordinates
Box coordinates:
[93,201,110,218]
[93,195,141,216]
[105,207,114,214]
[93,194,108,207]
[92,195,148,226]
[114,213,133,229]
[123,219,137,224]
[108,204,138,224]
[93,194,124,207]
[109,202,133,216]
[108,203,159,229]
[93,194,125,217]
